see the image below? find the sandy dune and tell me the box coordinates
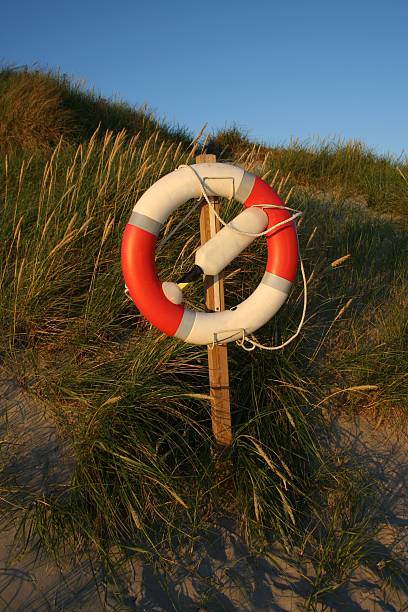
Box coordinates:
[0,369,406,610]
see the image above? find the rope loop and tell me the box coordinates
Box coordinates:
[236,330,257,352]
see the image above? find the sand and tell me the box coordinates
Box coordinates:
[0,368,407,610]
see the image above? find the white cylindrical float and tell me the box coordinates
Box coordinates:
[195,207,268,276]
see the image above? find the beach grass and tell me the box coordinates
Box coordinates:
[0,67,407,606]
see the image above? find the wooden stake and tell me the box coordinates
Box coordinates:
[196,153,232,446]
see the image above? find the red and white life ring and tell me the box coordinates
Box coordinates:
[121,163,298,345]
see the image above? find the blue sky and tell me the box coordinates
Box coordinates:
[3,0,408,158]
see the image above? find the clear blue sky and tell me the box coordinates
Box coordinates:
[3,0,408,158]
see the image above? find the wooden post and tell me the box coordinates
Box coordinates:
[196,153,232,446]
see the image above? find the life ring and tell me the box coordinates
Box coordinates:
[121,163,298,345]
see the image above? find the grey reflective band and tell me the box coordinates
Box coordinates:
[261,272,292,294]
[128,211,162,236]
[175,310,196,340]
[235,171,256,203]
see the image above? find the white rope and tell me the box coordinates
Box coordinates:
[236,257,308,351]
[178,164,303,237]
[237,329,257,351]
[178,164,308,352]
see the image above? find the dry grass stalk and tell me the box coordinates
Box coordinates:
[276,488,295,524]
[128,504,141,529]
[249,437,289,487]
[332,298,353,324]
[306,270,315,285]
[331,254,351,268]
[172,141,183,162]
[253,489,261,522]
[261,168,273,181]
[200,132,210,154]
[306,226,318,247]
[270,169,280,188]
[397,166,408,184]
[101,396,122,407]
[101,214,114,246]
[284,185,295,204]
[283,406,296,429]
[317,385,379,407]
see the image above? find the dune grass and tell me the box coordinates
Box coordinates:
[0,66,189,155]
[211,127,408,219]
[0,68,407,606]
